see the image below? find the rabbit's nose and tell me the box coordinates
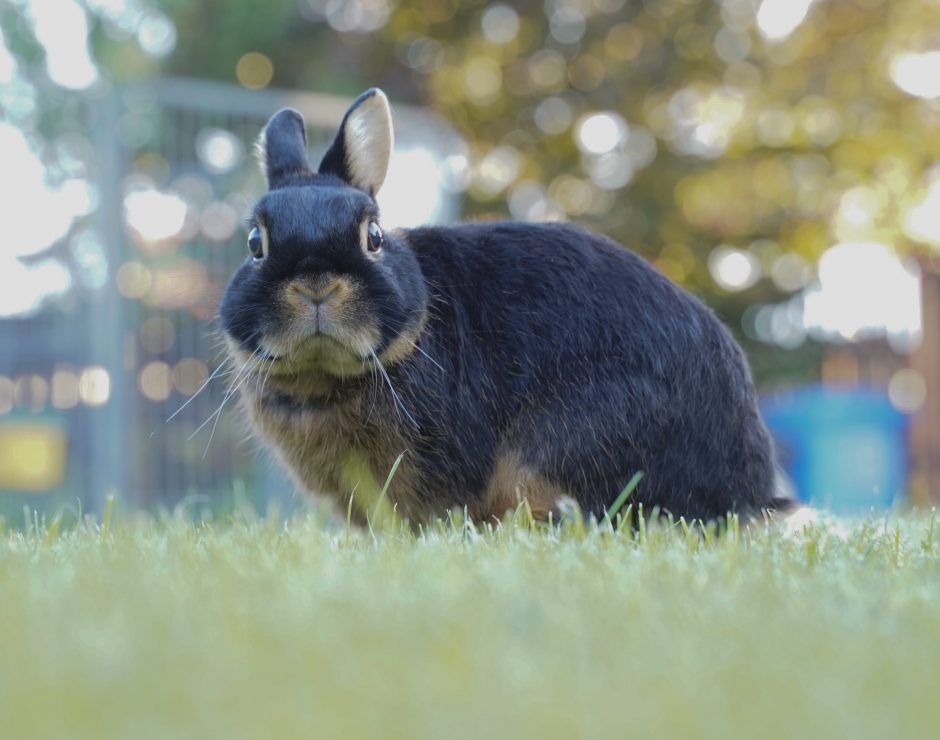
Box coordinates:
[292,279,342,306]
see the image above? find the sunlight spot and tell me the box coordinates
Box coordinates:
[124,188,189,243]
[0,28,16,83]
[756,0,815,42]
[0,253,72,318]
[473,146,521,196]
[903,179,940,249]
[0,376,13,415]
[770,253,812,292]
[803,242,922,349]
[137,11,177,58]
[235,52,274,90]
[51,368,81,410]
[708,247,761,291]
[575,112,627,155]
[196,128,244,174]
[378,148,443,227]
[173,359,209,396]
[79,366,111,407]
[140,362,174,402]
[116,261,153,300]
[535,97,573,135]
[668,86,746,158]
[139,317,175,354]
[27,0,98,89]
[0,123,88,258]
[890,51,940,100]
[888,369,926,414]
[481,4,519,45]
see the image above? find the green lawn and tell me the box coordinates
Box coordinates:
[1,508,939,740]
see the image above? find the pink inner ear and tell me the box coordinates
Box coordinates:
[343,94,393,195]
[318,89,393,196]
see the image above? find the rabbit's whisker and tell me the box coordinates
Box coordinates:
[190,347,262,448]
[202,349,272,458]
[165,358,234,423]
[409,341,445,374]
[258,353,275,402]
[364,349,381,424]
[369,349,419,430]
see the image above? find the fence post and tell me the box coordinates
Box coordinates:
[910,255,940,505]
[89,90,129,514]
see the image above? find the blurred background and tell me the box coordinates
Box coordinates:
[1,0,938,521]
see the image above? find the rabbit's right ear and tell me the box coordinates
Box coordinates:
[256,108,312,189]
[317,89,393,196]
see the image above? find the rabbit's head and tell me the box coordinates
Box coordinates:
[220,90,428,397]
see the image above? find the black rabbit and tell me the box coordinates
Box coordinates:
[219,88,793,524]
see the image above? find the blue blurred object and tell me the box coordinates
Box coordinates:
[761,386,907,514]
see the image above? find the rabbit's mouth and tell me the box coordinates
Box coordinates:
[257,333,375,377]
[246,276,383,375]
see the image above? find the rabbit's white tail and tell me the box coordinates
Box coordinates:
[780,505,819,536]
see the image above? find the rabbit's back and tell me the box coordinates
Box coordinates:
[393,221,776,521]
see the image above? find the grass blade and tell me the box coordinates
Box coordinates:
[605,471,644,528]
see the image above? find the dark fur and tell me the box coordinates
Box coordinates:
[219,91,787,524]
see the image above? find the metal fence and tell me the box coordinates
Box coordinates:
[0,77,458,518]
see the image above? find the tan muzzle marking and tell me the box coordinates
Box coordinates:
[290,277,349,305]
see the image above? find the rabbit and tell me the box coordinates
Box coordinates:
[219,88,794,525]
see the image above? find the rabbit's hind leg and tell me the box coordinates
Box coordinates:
[471,449,569,524]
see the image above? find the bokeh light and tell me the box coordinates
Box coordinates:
[139,317,175,355]
[0,376,13,415]
[51,368,81,410]
[481,4,519,45]
[124,188,188,244]
[195,128,244,175]
[235,52,274,90]
[890,51,940,100]
[803,242,922,348]
[379,148,445,227]
[136,11,177,58]
[575,112,627,155]
[708,247,761,292]
[756,0,816,42]
[0,123,89,258]
[173,359,209,396]
[534,97,573,135]
[200,201,240,243]
[139,361,173,402]
[117,261,153,300]
[26,0,98,89]
[79,367,111,407]
[903,179,940,249]
[473,146,522,197]
[889,368,927,413]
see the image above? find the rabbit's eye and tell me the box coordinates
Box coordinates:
[247,226,264,260]
[367,221,383,253]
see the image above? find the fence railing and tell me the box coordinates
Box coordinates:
[0,77,459,517]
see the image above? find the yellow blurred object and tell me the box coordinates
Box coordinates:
[235,52,273,90]
[0,422,67,492]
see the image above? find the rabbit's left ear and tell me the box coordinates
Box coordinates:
[318,88,393,196]
[258,108,313,190]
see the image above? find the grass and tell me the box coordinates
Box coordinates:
[2,507,940,740]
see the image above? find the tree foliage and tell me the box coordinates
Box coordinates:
[5,0,940,383]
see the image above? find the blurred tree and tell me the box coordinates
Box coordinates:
[5,0,940,385]
[378,0,940,384]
